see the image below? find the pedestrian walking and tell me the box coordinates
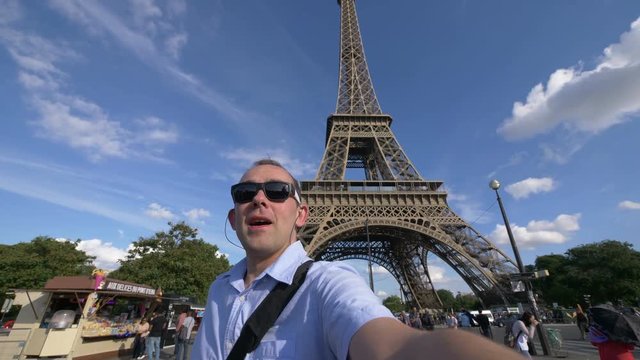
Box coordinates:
[446,312,458,329]
[475,307,493,340]
[132,318,149,359]
[146,310,166,360]
[576,305,589,340]
[511,311,539,359]
[175,310,195,360]
[409,307,422,329]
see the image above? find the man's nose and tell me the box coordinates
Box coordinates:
[252,189,268,205]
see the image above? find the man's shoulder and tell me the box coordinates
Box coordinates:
[309,260,358,274]
[306,260,361,286]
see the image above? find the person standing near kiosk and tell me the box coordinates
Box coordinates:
[147,310,166,360]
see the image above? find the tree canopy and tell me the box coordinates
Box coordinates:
[0,236,95,296]
[109,222,230,304]
[534,240,640,307]
[436,289,456,311]
[382,295,405,313]
[455,292,481,311]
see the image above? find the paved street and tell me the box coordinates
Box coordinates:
[109,324,640,360]
[458,323,640,359]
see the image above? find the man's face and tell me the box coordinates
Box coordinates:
[229,164,308,261]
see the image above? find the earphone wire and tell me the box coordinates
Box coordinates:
[224,214,244,249]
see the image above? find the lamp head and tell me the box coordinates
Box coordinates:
[489,179,501,191]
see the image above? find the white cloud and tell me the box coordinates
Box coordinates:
[76,239,130,270]
[32,98,130,161]
[48,0,254,126]
[0,28,180,161]
[371,265,389,274]
[498,17,640,140]
[130,0,162,35]
[490,213,581,248]
[145,202,175,219]
[619,200,640,210]
[221,148,317,179]
[165,32,188,60]
[166,0,187,17]
[0,0,21,25]
[505,177,556,199]
[413,263,452,285]
[376,290,389,299]
[0,167,157,230]
[135,116,179,144]
[427,265,447,283]
[18,71,58,91]
[56,237,129,271]
[183,208,210,222]
[447,188,492,225]
[540,140,587,165]
[487,152,528,179]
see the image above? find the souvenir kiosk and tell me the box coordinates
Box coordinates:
[6,274,160,359]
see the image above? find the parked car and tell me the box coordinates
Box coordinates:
[469,310,498,326]
[2,320,14,329]
[0,319,13,336]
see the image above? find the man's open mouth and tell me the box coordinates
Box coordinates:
[248,218,272,227]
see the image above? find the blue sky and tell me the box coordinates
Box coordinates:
[1,0,639,299]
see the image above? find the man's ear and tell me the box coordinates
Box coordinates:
[228,209,236,231]
[295,204,309,228]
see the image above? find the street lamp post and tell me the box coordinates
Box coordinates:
[489,179,552,356]
[365,218,375,292]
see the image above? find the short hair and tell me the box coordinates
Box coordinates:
[249,158,302,202]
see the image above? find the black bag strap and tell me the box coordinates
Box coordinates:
[513,330,523,347]
[226,260,314,360]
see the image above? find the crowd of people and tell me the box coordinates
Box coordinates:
[130,309,196,360]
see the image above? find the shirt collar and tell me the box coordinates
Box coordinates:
[265,241,310,285]
[227,241,310,291]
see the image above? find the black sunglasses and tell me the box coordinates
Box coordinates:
[230,181,301,204]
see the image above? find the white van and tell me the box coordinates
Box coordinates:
[469,310,496,325]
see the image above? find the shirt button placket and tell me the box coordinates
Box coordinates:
[226,290,251,356]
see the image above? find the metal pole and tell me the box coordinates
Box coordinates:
[494,190,524,273]
[365,218,375,292]
[494,188,552,356]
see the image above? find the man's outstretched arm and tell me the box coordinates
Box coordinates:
[349,317,522,360]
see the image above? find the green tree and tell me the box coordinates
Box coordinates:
[455,292,480,311]
[0,236,95,297]
[109,222,230,304]
[436,289,456,311]
[533,254,573,307]
[565,240,640,305]
[534,240,640,307]
[382,295,405,313]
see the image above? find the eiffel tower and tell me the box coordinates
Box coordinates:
[299,0,519,309]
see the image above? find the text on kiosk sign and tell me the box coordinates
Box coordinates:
[104,281,156,296]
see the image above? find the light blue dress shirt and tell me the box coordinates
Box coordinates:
[192,241,394,359]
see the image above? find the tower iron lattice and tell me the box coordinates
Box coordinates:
[299,0,519,308]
